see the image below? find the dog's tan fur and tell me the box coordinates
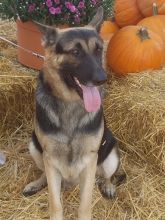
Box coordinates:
[33,107,104,220]
[43,54,80,101]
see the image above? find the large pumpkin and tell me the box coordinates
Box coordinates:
[138,4,165,43]
[137,0,165,17]
[114,0,143,27]
[106,26,165,75]
[100,20,119,41]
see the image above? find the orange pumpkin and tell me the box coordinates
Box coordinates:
[137,0,165,17]
[138,4,165,43]
[100,20,119,41]
[114,0,143,27]
[106,26,165,75]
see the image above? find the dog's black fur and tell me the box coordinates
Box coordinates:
[33,71,116,165]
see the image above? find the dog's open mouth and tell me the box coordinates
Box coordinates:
[74,77,101,113]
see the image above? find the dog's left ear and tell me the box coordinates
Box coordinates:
[33,21,58,47]
[88,6,104,32]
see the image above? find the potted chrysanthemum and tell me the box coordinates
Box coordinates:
[0,0,114,69]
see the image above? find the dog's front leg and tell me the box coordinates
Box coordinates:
[43,152,63,220]
[78,154,98,220]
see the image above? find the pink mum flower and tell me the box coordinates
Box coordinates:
[55,7,61,14]
[91,0,97,5]
[78,1,85,9]
[65,2,77,13]
[49,6,61,15]
[65,2,77,12]
[70,5,76,13]
[49,7,56,14]
[65,2,72,9]
[46,0,53,8]
[54,0,60,4]
[28,3,36,13]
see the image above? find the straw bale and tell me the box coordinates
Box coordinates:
[0,56,36,136]
[0,20,165,220]
[104,70,165,171]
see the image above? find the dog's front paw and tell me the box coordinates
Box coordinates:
[23,174,47,196]
[23,183,40,197]
[98,179,116,199]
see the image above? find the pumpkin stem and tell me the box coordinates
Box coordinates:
[153,2,158,16]
[137,27,150,41]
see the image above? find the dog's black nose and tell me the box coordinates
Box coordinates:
[93,78,107,86]
[92,69,107,86]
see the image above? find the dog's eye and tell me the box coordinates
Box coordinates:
[95,44,103,54]
[95,46,102,53]
[71,49,80,56]
[97,47,102,52]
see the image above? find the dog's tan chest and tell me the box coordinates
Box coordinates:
[39,121,104,181]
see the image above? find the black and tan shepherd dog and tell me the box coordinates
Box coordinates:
[23,7,123,220]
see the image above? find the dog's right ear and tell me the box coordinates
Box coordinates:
[33,21,58,47]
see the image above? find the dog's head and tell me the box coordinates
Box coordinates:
[37,7,107,112]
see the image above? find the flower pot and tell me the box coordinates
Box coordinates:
[17,20,44,70]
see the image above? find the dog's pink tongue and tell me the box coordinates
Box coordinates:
[81,85,101,112]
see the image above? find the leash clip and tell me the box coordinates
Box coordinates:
[0,36,45,60]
